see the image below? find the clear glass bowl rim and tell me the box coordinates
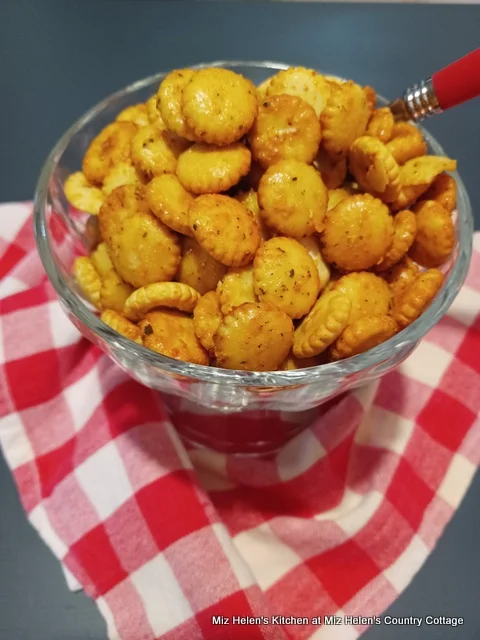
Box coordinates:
[33,60,474,387]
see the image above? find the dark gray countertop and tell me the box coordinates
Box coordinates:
[0,1,479,638]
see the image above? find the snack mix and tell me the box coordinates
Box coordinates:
[65,66,457,371]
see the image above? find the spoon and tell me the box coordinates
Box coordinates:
[388,47,480,122]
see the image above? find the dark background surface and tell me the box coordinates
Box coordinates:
[0,1,479,639]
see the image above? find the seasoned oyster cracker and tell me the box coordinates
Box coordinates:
[176,236,227,295]
[116,103,149,128]
[320,80,369,159]
[375,209,417,272]
[296,236,331,291]
[140,309,209,365]
[409,200,454,268]
[65,172,104,215]
[321,194,394,271]
[146,174,194,236]
[253,237,321,319]
[258,159,327,237]
[330,315,397,360]
[83,121,137,185]
[73,256,102,307]
[392,269,444,329]
[366,107,394,143]
[386,122,427,166]
[176,143,251,194]
[382,256,420,304]
[182,68,257,145]
[193,291,223,355]
[293,291,352,358]
[266,66,331,117]
[100,309,142,344]
[102,161,144,197]
[131,123,189,179]
[332,272,392,324]
[348,136,401,203]
[392,156,457,211]
[124,282,200,321]
[235,190,270,243]
[213,302,293,371]
[157,68,197,140]
[189,194,260,267]
[99,185,181,287]
[421,173,457,214]
[248,94,321,169]
[217,266,257,315]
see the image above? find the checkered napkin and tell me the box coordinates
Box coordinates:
[1,201,480,640]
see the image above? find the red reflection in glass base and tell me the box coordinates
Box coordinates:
[163,394,346,456]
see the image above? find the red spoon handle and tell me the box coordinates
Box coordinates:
[432,47,480,111]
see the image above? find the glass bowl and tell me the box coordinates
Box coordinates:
[34,61,473,454]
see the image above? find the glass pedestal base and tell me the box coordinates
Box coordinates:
[162,394,345,456]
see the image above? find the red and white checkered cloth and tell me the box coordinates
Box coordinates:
[1,201,480,640]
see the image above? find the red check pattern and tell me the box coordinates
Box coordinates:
[1,202,480,640]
